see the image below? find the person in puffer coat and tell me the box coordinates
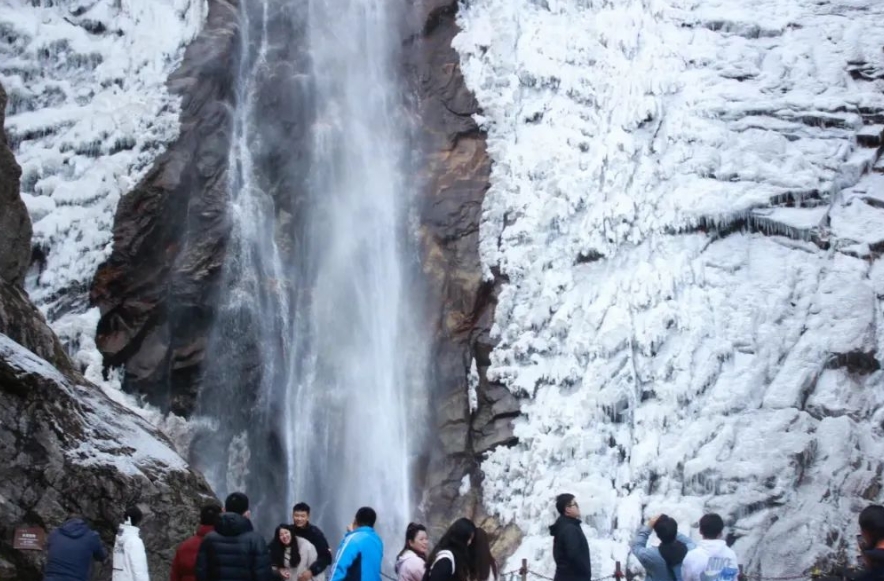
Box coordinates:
[43,517,107,581]
[112,505,150,581]
[550,494,592,581]
[196,492,272,581]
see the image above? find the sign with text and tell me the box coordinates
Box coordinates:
[13,527,45,551]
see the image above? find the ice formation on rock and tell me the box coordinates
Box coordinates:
[454,0,884,576]
[1,0,206,320]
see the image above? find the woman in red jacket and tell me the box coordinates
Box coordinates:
[170,503,222,581]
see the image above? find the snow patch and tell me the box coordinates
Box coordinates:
[0,333,190,477]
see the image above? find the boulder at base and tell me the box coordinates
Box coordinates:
[0,315,214,580]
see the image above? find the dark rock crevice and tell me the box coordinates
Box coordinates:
[404,0,523,556]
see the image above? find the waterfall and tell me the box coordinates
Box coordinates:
[194,0,429,550]
[286,0,428,549]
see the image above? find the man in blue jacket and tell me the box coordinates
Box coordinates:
[329,507,383,581]
[43,516,107,581]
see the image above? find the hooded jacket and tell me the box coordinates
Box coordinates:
[329,526,383,581]
[196,513,272,581]
[43,518,107,581]
[630,526,696,581]
[171,524,214,581]
[549,516,592,581]
[112,522,150,581]
[395,549,425,581]
[681,540,738,581]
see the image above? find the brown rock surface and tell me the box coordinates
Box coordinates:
[91,0,240,415]
[0,84,32,288]
[404,0,523,554]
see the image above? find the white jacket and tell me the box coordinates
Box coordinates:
[112,523,150,581]
[681,540,738,581]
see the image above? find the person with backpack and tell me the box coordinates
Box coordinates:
[631,514,695,581]
[328,507,383,581]
[681,514,738,581]
[112,506,150,581]
[171,502,222,581]
[550,494,592,581]
[395,522,428,581]
[43,516,107,581]
[425,518,476,581]
[857,505,884,581]
[468,528,498,581]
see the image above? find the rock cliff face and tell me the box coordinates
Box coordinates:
[91,0,239,415]
[87,0,520,551]
[0,82,214,581]
[403,0,522,552]
[0,85,32,289]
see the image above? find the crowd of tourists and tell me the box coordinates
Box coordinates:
[39,492,884,581]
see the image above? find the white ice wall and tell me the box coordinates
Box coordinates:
[1,0,206,319]
[455,0,884,576]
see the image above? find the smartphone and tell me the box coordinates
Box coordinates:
[858,534,868,551]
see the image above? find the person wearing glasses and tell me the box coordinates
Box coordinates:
[549,494,591,581]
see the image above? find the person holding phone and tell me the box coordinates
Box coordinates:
[858,505,884,581]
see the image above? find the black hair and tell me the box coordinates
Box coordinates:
[426,518,476,581]
[699,514,724,540]
[654,515,688,574]
[293,502,311,514]
[225,492,249,515]
[860,505,884,546]
[269,524,302,569]
[469,527,498,581]
[398,522,428,560]
[355,507,377,528]
[200,503,222,526]
[556,494,576,516]
[124,506,143,527]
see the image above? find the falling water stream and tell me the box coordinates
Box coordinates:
[194,0,429,553]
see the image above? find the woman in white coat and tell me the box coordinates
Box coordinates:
[112,505,150,581]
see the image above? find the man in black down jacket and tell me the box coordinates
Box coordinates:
[196,492,272,581]
[291,503,332,581]
[550,493,592,581]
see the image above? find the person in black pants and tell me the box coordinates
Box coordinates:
[549,494,592,581]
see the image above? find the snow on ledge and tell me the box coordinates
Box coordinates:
[0,333,189,477]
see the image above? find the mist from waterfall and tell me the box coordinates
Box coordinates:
[193,0,429,550]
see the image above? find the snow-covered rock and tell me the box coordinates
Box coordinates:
[454,0,884,576]
[0,0,207,319]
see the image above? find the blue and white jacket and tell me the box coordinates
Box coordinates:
[330,527,383,581]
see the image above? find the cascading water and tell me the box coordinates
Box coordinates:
[193,0,429,551]
[286,0,429,549]
[193,0,292,519]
